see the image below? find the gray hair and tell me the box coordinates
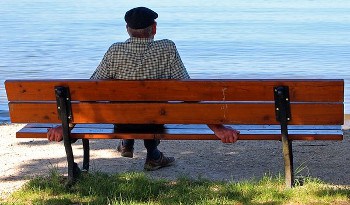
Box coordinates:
[127,24,153,38]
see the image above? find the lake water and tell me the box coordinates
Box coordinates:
[1,0,350,122]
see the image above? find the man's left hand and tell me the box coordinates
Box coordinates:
[47,126,64,142]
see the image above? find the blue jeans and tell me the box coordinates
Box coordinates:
[114,124,164,159]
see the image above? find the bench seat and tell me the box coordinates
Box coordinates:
[17,124,343,141]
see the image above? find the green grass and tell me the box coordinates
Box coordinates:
[2,170,350,205]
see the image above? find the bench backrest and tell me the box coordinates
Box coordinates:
[5,79,344,126]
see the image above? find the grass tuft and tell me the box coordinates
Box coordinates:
[1,170,350,205]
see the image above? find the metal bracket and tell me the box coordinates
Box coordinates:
[55,86,73,122]
[274,86,294,188]
[274,86,291,123]
[55,86,78,186]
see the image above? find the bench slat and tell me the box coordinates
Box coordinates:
[5,79,344,102]
[16,126,343,140]
[9,102,343,125]
[23,123,343,130]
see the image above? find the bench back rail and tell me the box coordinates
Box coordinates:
[6,80,343,126]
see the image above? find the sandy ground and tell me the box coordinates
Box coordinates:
[1,123,350,199]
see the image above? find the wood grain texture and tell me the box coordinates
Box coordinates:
[5,79,344,102]
[8,102,343,124]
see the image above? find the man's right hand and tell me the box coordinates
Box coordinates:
[207,124,240,143]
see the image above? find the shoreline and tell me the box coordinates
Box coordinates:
[1,123,350,199]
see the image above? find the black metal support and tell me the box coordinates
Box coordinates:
[55,86,80,186]
[82,139,90,171]
[274,86,294,188]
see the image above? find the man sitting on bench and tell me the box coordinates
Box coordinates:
[47,7,240,171]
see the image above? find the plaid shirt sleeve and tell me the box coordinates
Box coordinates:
[90,45,114,79]
[169,43,190,79]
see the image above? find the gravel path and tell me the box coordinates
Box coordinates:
[1,123,350,199]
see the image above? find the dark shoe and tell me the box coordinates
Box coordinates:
[144,152,175,171]
[117,141,134,158]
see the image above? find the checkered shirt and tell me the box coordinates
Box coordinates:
[90,37,190,80]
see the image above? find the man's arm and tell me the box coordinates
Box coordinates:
[48,45,115,142]
[90,44,115,80]
[167,41,190,80]
[168,42,239,143]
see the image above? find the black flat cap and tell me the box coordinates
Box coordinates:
[125,7,158,29]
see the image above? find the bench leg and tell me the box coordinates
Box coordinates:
[63,138,80,186]
[281,134,294,188]
[55,86,80,186]
[274,86,294,188]
[82,139,90,172]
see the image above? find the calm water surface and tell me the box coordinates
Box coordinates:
[1,0,350,122]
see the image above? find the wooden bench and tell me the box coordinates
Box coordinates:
[5,79,344,188]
